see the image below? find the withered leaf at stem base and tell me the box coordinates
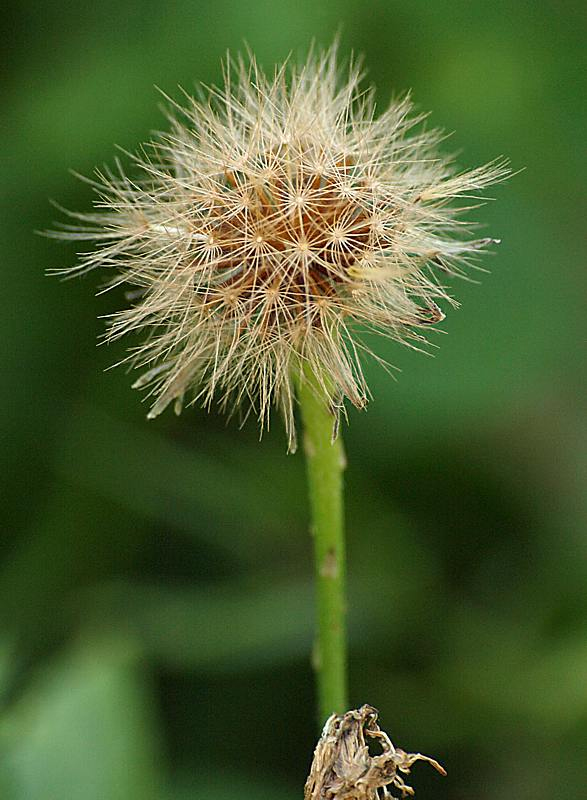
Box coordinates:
[304,705,446,800]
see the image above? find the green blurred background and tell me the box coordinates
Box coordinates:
[1,1,585,798]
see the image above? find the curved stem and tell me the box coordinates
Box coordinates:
[298,366,348,724]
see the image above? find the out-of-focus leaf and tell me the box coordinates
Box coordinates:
[0,485,140,645]
[55,403,305,561]
[439,606,587,733]
[168,770,298,800]
[87,580,316,673]
[0,638,162,800]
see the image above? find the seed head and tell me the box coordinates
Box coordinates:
[51,46,508,449]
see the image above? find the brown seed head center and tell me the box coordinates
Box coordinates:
[195,156,373,302]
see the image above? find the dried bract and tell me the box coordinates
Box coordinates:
[51,46,508,448]
[305,705,446,800]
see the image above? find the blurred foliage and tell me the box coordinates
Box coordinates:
[1,1,586,798]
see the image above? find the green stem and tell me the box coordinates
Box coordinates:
[298,366,348,725]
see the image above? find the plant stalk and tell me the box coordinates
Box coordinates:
[298,366,348,724]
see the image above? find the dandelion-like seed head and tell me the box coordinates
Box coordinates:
[53,45,508,450]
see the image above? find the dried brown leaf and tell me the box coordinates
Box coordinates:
[305,705,446,800]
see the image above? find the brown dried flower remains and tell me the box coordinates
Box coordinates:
[51,46,508,448]
[305,705,446,800]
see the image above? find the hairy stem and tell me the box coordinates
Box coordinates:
[298,366,348,724]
